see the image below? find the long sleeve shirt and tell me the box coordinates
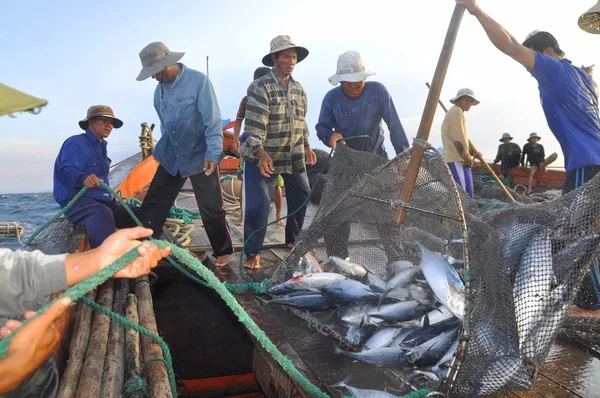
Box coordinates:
[315,82,408,158]
[441,105,470,163]
[53,130,112,207]
[521,143,545,166]
[153,63,224,177]
[494,143,521,164]
[0,249,67,317]
[241,70,310,175]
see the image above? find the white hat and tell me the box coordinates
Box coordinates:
[262,35,309,67]
[449,88,480,105]
[136,42,185,81]
[528,132,541,142]
[328,51,375,86]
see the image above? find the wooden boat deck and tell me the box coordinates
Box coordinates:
[159,186,600,398]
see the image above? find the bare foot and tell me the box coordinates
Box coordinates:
[244,255,261,269]
[215,255,230,267]
[567,306,600,318]
[235,219,244,226]
[276,216,286,227]
[286,243,295,249]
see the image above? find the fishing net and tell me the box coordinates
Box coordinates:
[268,143,600,396]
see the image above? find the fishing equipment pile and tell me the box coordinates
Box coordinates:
[268,143,600,396]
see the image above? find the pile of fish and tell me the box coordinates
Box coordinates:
[267,242,466,386]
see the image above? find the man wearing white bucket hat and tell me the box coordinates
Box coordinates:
[458,0,600,313]
[240,35,316,269]
[441,88,481,198]
[520,132,558,194]
[493,132,521,180]
[316,51,408,157]
[135,42,233,267]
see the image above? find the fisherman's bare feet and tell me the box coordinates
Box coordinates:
[215,255,230,267]
[286,243,295,249]
[567,306,600,318]
[244,255,261,269]
[235,219,244,226]
[276,216,286,227]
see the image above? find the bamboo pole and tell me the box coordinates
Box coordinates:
[57,289,97,398]
[135,276,173,398]
[75,279,115,398]
[393,4,466,223]
[125,294,142,380]
[101,279,129,397]
[425,82,516,202]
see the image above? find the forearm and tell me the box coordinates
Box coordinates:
[472,8,521,56]
[64,250,100,287]
[0,361,27,394]
[233,119,242,140]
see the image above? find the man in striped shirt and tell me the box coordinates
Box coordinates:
[240,35,317,269]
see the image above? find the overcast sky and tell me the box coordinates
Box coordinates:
[1,0,598,193]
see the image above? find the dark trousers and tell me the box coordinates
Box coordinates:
[63,198,133,248]
[131,165,233,257]
[501,154,520,177]
[563,165,600,310]
[243,161,310,259]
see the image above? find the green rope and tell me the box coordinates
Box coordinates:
[122,376,147,397]
[168,207,200,225]
[81,297,177,396]
[141,357,170,379]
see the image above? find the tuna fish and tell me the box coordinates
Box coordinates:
[267,294,334,311]
[334,346,408,367]
[324,280,378,303]
[283,272,346,292]
[326,256,368,279]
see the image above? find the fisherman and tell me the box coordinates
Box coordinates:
[53,105,133,248]
[135,41,233,267]
[458,0,600,312]
[520,132,558,194]
[0,227,168,397]
[316,50,409,156]
[492,133,521,180]
[240,35,317,269]
[316,50,409,259]
[233,66,286,228]
[441,88,482,198]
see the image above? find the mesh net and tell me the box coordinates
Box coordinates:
[268,143,600,396]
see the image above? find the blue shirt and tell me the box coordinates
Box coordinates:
[153,63,224,177]
[530,52,600,171]
[316,81,409,158]
[53,130,112,206]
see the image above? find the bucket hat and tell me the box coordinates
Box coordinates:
[136,42,185,81]
[499,132,513,142]
[449,88,480,105]
[262,35,309,67]
[528,132,541,142]
[328,51,375,86]
[79,105,123,130]
[579,1,600,34]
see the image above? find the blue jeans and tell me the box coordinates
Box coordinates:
[243,161,310,260]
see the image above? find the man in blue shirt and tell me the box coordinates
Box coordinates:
[136,42,233,267]
[316,51,409,259]
[316,50,409,157]
[53,105,133,248]
[458,0,600,313]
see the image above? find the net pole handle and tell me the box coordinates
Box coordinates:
[394,4,466,223]
[426,82,517,203]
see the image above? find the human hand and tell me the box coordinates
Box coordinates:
[0,297,72,394]
[463,154,473,167]
[91,227,170,278]
[475,151,483,159]
[582,64,595,76]
[456,0,481,15]
[257,151,274,178]
[305,147,317,165]
[328,133,345,150]
[233,137,240,153]
[83,174,102,188]
[203,160,218,176]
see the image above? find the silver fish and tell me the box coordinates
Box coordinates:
[327,256,368,279]
[553,234,600,283]
[431,338,459,376]
[300,251,322,274]
[334,346,408,367]
[478,357,530,396]
[284,272,346,291]
[331,380,397,398]
[345,324,375,346]
[513,229,554,351]
[417,242,465,319]
[385,266,420,290]
[267,283,296,295]
[390,260,414,275]
[405,328,458,365]
[397,305,455,328]
[367,301,428,323]
[365,328,403,350]
[267,294,334,311]
[324,280,378,303]
[389,329,415,348]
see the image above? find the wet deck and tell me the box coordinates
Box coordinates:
[164,185,600,398]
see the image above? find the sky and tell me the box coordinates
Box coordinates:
[1,0,599,193]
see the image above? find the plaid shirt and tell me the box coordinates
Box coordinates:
[241,70,310,174]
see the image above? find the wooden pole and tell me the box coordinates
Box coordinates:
[75,279,115,398]
[125,294,142,381]
[101,279,129,397]
[135,276,173,398]
[57,289,97,398]
[425,82,516,202]
[394,4,466,223]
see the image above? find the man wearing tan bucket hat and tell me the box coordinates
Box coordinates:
[520,132,558,194]
[458,0,600,313]
[53,105,135,248]
[240,35,316,269]
[135,42,233,266]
